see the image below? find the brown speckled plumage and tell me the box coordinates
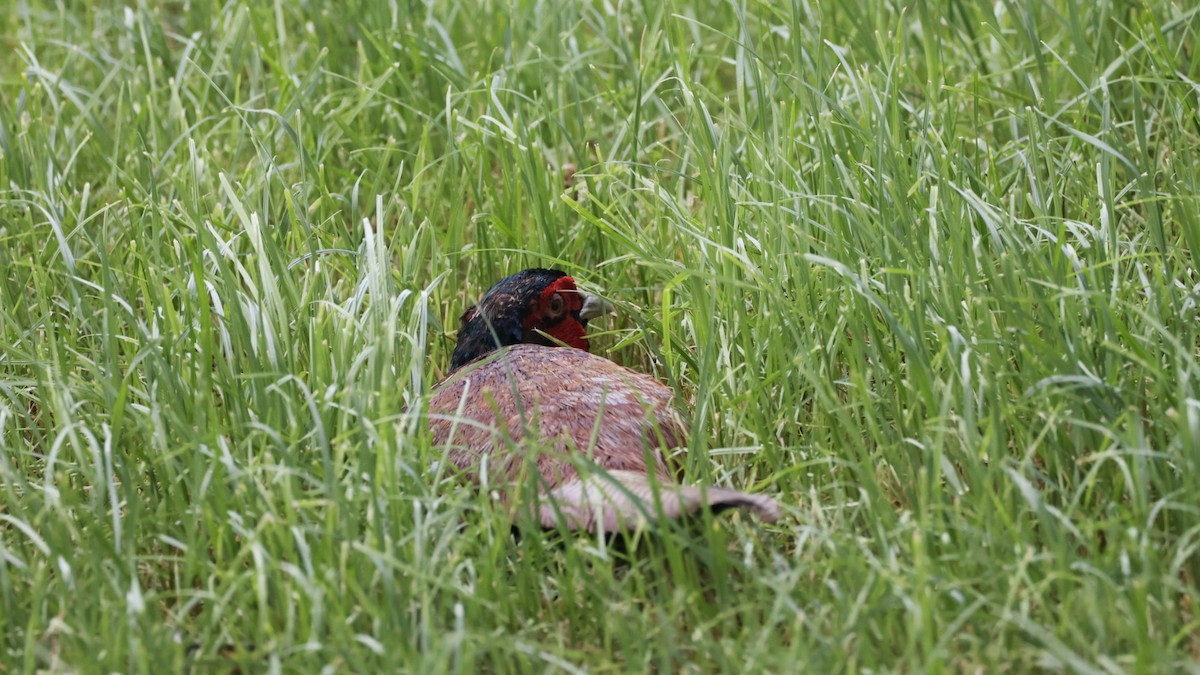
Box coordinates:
[428,270,780,532]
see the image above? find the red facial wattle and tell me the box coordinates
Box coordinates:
[522,276,591,352]
[545,312,590,352]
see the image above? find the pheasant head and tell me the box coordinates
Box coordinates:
[450,268,609,370]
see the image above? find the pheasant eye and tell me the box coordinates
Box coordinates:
[547,293,567,317]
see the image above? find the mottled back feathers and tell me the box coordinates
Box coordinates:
[430,344,683,486]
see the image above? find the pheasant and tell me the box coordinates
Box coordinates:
[428,268,780,532]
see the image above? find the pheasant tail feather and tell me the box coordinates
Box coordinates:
[539,470,781,533]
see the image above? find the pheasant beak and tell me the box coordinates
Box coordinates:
[579,292,614,321]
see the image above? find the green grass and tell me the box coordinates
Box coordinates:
[2,0,1199,671]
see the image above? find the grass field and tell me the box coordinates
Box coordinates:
[2,0,1200,671]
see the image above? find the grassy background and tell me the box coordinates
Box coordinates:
[2,0,1199,671]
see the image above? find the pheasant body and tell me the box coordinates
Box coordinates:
[428,269,779,531]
